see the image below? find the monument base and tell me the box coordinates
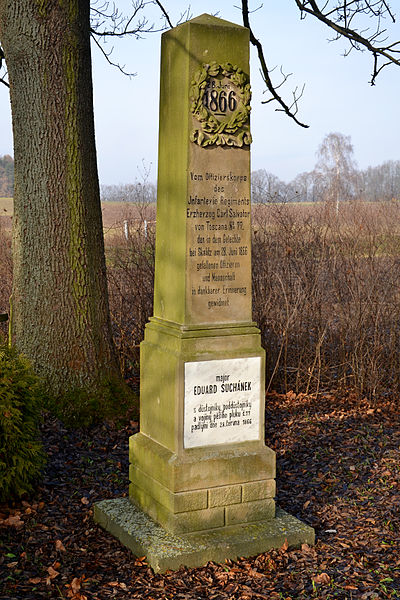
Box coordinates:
[94,498,315,573]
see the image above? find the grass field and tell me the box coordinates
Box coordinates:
[3,197,400,398]
[0,199,157,232]
[0,197,13,216]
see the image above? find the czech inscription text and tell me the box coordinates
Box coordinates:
[184,357,261,448]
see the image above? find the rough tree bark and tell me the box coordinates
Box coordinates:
[0,0,122,396]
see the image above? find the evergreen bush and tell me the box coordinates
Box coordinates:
[0,345,46,501]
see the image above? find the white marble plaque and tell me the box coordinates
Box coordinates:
[184,357,261,449]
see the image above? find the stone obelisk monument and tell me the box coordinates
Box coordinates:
[95,14,314,572]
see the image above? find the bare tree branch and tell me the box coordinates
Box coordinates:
[90,33,136,77]
[153,0,173,28]
[150,1,193,29]
[241,0,309,128]
[90,1,160,38]
[0,46,9,88]
[89,0,188,78]
[293,0,399,84]
[90,0,179,38]
[241,1,398,127]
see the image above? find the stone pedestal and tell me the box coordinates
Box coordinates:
[131,320,275,535]
[95,500,314,573]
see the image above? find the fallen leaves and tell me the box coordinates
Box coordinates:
[0,501,45,529]
[280,539,289,552]
[27,562,61,587]
[107,580,128,590]
[312,572,331,585]
[2,395,400,598]
[55,538,66,552]
[46,564,60,585]
[0,512,24,527]
[66,575,88,599]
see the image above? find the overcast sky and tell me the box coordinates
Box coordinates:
[0,0,399,185]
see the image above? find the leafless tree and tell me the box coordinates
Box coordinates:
[287,171,318,203]
[1,2,399,128]
[315,132,358,212]
[251,169,288,204]
[89,1,191,75]
[360,160,400,202]
[242,0,399,127]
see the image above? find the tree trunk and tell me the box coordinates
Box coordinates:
[0,0,121,395]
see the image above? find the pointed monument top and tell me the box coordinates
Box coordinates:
[188,13,247,30]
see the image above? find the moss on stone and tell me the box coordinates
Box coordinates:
[94,498,315,572]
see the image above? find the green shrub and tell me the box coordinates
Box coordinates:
[0,346,46,501]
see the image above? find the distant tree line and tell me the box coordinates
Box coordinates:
[252,160,400,205]
[252,133,400,205]
[0,154,13,197]
[100,182,156,204]
[4,136,400,206]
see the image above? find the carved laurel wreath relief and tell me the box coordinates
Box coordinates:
[190,62,252,148]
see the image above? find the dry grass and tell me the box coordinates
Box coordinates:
[0,197,13,233]
[252,200,400,398]
[2,198,400,399]
[102,201,156,231]
[0,199,156,232]
[104,203,156,376]
[0,197,13,217]
[0,218,12,342]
